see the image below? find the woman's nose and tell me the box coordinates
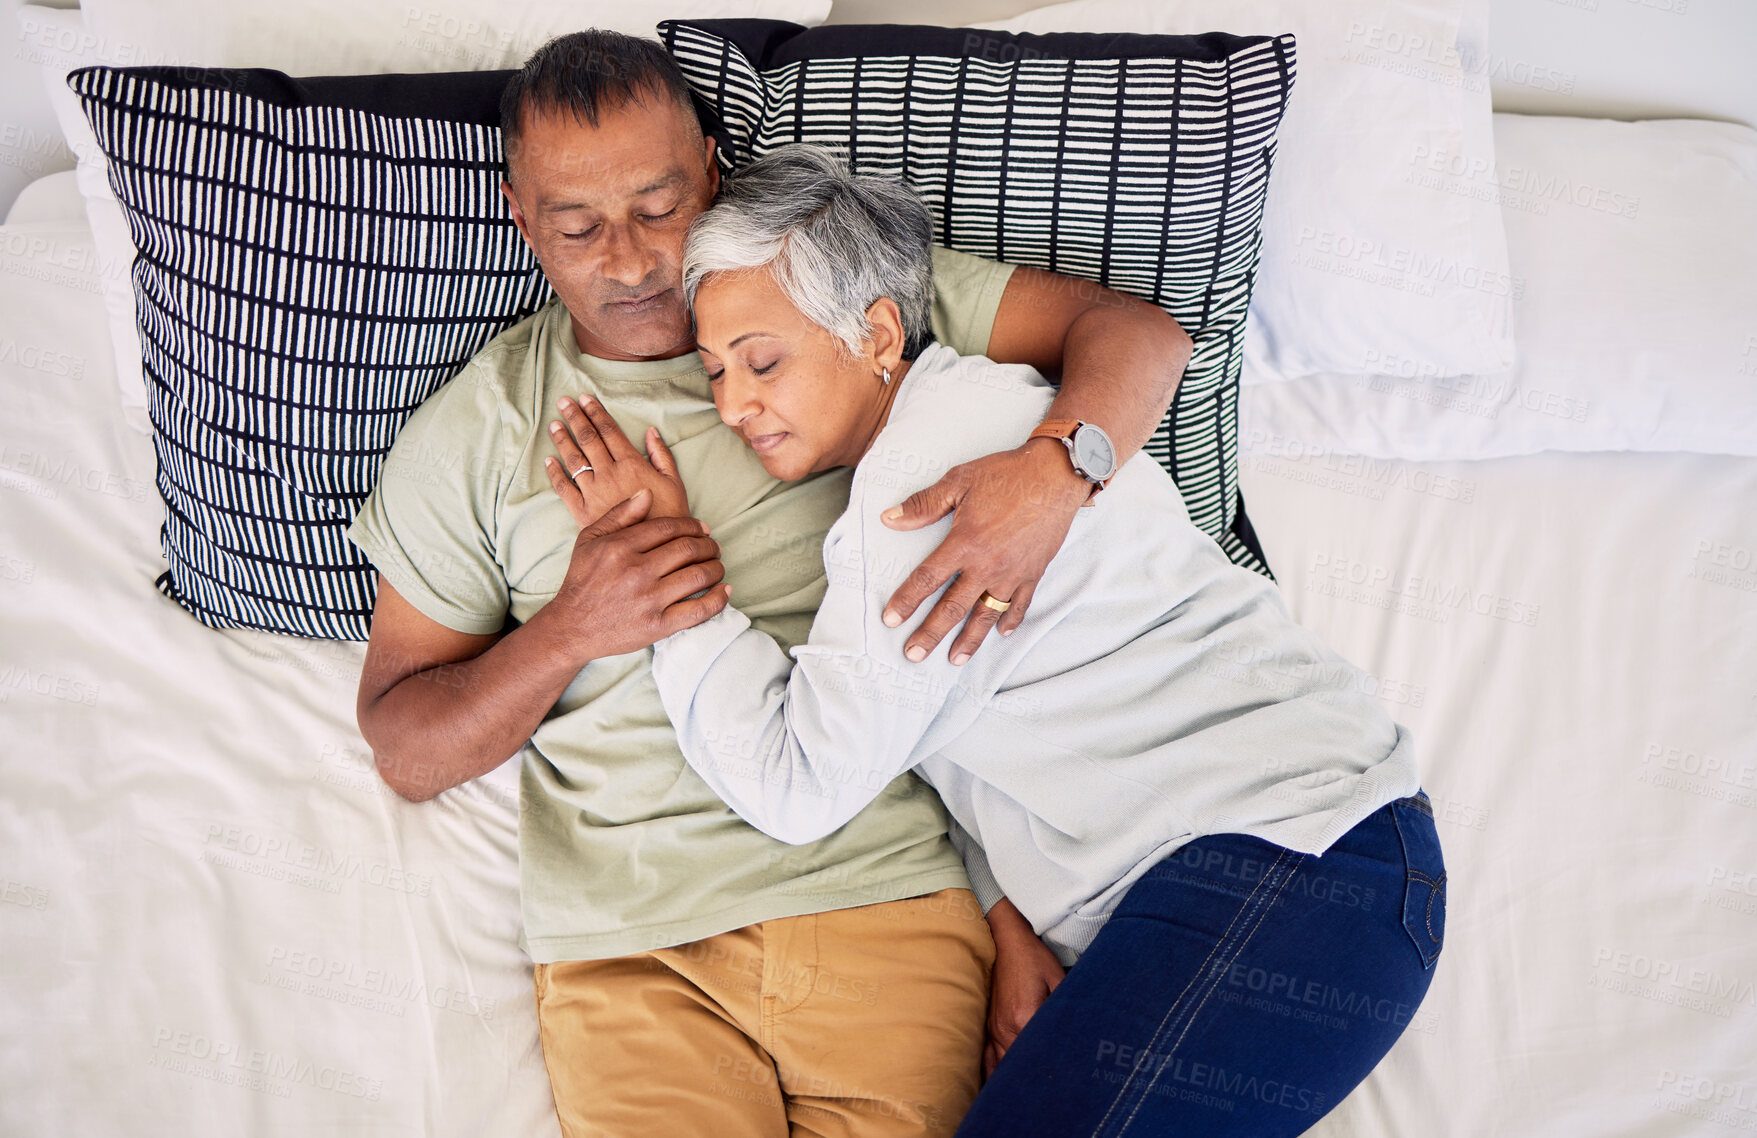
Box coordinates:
[716,373,761,427]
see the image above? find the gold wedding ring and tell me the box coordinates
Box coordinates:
[978,592,1011,613]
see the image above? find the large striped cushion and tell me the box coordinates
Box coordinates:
[660,20,1295,575]
[70,66,550,639]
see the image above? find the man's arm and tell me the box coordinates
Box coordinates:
[982,895,1065,1078]
[357,494,728,802]
[882,265,1193,665]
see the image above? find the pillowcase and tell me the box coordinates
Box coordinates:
[77,0,831,74]
[69,65,552,639]
[1240,114,1757,461]
[17,5,153,431]
[660,18,1297,576]
[23,0,831,425]
[978,0,1515,383]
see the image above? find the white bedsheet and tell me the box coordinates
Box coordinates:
[4,173,1755,1136]
[1237,436,1757,1137]
[1,177,555,1137]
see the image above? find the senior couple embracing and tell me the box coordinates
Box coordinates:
[349,28,1445,1138]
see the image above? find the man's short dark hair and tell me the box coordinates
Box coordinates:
[500,30,700,172]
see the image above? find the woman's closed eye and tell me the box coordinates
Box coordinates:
[705,359,778,383]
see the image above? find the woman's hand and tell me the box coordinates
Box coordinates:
[983,896,1065,1079]
[544,394,691,528]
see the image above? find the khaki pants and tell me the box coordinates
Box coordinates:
[534,888,995,1138]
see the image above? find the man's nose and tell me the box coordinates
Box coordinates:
[599,225,658,289]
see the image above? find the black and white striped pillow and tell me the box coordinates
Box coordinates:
[660,20,1295,576]
[70,66,551,639]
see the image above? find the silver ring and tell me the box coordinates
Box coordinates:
[569,464,592,480]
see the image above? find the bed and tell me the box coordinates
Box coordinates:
[3,2,1755,1136]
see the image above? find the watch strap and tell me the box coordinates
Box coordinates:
[1027,418,1082,444]
[1028,418,1111,496]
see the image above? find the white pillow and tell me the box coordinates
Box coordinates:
[76,0,831,74]
[17,5,151,429]
[19,0,831,423]
[1240,114,1757,460]
[978,0,1516,383]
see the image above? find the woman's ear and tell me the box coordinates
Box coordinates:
[863,297,908,376]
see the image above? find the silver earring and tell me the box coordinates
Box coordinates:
[881,367,892,385]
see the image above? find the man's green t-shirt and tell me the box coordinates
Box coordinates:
[349,246,1016,962]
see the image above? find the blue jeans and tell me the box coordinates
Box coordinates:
[955,793,1446,1138]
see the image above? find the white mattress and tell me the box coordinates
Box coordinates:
[4,172,1755,1136]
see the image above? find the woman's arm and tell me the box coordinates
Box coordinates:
[548,393,1000,845]
[649,486,992,844]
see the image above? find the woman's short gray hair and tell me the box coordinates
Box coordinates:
[683,145,935,359]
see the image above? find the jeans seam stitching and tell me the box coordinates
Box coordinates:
[1116,852,1307,1137]
[1088,848,1294,1138]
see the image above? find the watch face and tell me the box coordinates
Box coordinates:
[1073,424,1117,481]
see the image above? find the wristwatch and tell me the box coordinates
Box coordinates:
[1027,418,1117,497]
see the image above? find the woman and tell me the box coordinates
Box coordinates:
[543,145,1446,1137]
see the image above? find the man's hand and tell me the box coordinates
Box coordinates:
[899,259,1190,668]
[880,437,1091,665]
[545,490,730,667]
[545,394,691,527]
[983,896,1065,1079]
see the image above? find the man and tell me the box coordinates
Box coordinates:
[348,30,1191,1138]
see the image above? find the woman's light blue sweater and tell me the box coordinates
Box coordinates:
[651,343,1420,965]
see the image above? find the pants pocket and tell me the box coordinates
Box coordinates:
[1391,793,1447,970]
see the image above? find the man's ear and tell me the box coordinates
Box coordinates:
[703,134,722,198]
[501,179,534,250]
